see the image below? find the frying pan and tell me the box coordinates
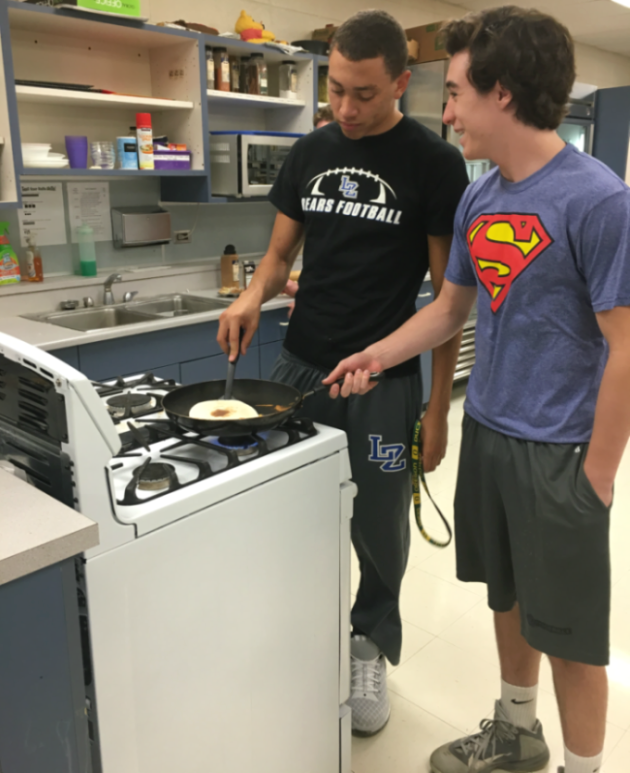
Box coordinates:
[161,374,382,437]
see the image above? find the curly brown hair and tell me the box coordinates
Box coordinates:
[442,6,575,131]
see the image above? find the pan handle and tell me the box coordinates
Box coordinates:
[302,371,385,400]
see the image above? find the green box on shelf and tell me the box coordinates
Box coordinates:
[43,0,142,18]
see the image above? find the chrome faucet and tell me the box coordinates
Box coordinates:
[103,273,122,305]
[123,290,139,303]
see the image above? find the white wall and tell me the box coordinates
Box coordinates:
[145,0,630,89]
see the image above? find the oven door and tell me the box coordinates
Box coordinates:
[240,134,298,197]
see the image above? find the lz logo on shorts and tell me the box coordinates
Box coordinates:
[368,435,406,472]
[339,174,359,199]
[467,213,553,312]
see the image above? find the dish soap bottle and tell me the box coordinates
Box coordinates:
[77,224,98,277]
[25,237,44,282]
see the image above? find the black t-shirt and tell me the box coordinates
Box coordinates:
[269,116,469,377]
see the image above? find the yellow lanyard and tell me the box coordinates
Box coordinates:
[411,419,453,548]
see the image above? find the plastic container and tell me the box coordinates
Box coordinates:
[136,113,154,170]
[77,224,97,277]
[117,136,138,169]
[0,222,20,285]
[243,260,256,288]
[279,60,298,100]
[205,47,215,89]
[214,47,230,92]
[25,237,43,282]
[220,244,240,289]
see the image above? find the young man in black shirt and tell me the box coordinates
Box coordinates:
[218,10,468,736]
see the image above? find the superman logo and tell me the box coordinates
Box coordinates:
[467,213,553,312]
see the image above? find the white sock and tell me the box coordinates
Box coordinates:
[500,678,538,730]
[564,746,604,773]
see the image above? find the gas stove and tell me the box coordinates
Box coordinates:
[0,334,352,773]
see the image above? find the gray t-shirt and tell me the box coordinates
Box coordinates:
[445,143,630,443]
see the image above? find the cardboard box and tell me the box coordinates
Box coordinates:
[406,22,448,64]
[312,25,338,43]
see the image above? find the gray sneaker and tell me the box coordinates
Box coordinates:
[430,699,550,773]
[348,635,390,737]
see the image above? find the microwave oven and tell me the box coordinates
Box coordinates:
[209,131,302,197]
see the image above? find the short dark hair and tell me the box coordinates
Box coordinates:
[442,6,575,130]
[331,10,408,79]
[313,104,334,126]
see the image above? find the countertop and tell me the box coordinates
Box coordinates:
[0,467,99,586]
[0,291,293,351]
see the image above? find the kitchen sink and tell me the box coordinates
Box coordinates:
[21,293,232,331]
[128,294,229,317]
[31,307,157,332]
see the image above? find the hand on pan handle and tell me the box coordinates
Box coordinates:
[218,292,262,361]
[322,351,385,399]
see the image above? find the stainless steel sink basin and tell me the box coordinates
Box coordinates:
[21,293,231,331]
[128,294,229,317]
[33,307,157,332]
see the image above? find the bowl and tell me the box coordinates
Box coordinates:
[21,143,52,159]
[291,40,329,55]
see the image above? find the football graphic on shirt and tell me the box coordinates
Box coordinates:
[300,167,403,225]
[467,213,553,312]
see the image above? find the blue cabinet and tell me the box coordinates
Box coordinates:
[51,308,285,384]
[260,341,284,380]
[415,280,434,408]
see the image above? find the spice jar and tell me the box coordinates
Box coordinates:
[279,60,298,100]
[229,55,240,93]
[318,65,329,104]
[205,47,215,89]
[239,56,251,93]
[213,47,230,92]
[249,53,268,96]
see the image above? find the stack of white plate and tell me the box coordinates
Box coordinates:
[22,143,69,169]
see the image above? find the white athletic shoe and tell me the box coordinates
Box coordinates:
[348,635,390,737]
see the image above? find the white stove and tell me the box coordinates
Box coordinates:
[0,333,353,773]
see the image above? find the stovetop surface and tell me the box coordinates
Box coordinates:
[99,373,318,507]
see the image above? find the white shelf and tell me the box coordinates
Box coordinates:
[15,86,194,111]
[206,90,305,109]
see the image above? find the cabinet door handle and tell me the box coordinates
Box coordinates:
[418,292,432,298]
[279,321,289,327]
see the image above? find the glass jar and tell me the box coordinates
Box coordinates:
[247,55,260,95]
[239,56,251,93]
[205,47,215,89]
[279,60,298,100]
[213,47,230,92]
[250,53,268,96]
[318,66,329,104]
[229,55,240,93]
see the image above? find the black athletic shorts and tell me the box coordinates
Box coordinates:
[455,413,611,666]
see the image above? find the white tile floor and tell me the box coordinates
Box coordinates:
[350,383,630,773]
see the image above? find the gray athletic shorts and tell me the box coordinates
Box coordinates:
[455,413,611,666]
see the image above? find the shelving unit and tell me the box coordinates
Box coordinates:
[0,3,20,207]
[15,86,194,111]
[0,1,321,203]
[206,91,305,110]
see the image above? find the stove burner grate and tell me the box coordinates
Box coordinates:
[113,416,319,506]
